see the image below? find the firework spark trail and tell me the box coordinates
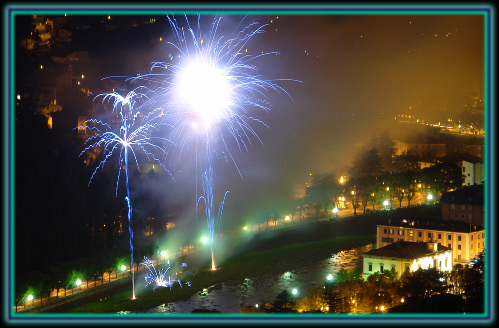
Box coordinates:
[140,257,193,290]
[78,88,173,299]
[136,15,298,270]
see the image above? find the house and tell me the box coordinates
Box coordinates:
[376,219,484,265]
[394,137,446,167]
[438,154,483,186]
[440,184,484,226]
[362,241,453,280]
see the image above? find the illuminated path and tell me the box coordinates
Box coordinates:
[14,245,197,313]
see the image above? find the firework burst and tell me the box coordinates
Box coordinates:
[134,15,297,270]
[78,87,173,299]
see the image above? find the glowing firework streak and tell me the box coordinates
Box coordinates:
[78,88,172,299]
[140,257,193,291]
[137,15,297,270]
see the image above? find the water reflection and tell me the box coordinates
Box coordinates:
[142,244,372,314]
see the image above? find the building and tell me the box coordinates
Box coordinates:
[376,219,484,265]
[439,154,483,186]
[362,241,453,280]
[440,184,484,226]
[394,137,446,166]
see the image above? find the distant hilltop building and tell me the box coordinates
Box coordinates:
[362,241,453,280]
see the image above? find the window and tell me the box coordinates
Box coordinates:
[369,263,373,271]
[438,233,442,239]
[450,204,455,209]
[471,244,473,250]
[482,233,484,238]
[458,255,461,260]
[458,244,461,250]
[478,234,481,239]
[418,232,422,237]
[463,167,466,172]
[391,264,395,270]
[428,232,432,238]
[409,231,414,237]
[448,243,451,248]
[389,229,394,235]
[398,238,404,242]
[380,264,384,272]
[383,228,387,234]
[471,235,473,241]
[398,230,404,236]
[404,263,410,272]
[448,235,452,240]
[382,237,394,243]
[461,205,466,210]
[461,214,465,219]
[458,235,461,241]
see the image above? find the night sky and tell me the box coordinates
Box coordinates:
[14,11,484,237]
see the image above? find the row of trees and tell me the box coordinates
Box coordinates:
[295,131,464,219]
[241,252,484,314]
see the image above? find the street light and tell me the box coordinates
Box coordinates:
[243,226,248,231]
[327,274,333,281]
[332,208,338,219]
[292,288,298,295]
[121,264,127,278]
[201,236,208,244]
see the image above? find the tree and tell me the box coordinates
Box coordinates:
[271,290,297,312]
[323,282,342,313]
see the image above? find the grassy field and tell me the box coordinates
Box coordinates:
[68,233,375,313]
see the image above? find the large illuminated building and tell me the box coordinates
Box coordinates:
[375,220,484,266]
[362,241,453,280]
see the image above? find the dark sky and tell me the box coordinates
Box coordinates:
[16,12,485,232]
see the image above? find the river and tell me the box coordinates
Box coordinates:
[137,243,372,314]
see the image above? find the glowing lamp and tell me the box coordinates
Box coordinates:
[243,226,248,231]
[161,251,167,257]
[27,295,33,301]
[327,274,333,281]
[332,208,338,214]
[383,200,389,206]
[121,265,127,272]
[76,279,82,286]
[201,236,208,244]
[292,288,298,295]
[285,216,290,221]
[427,194,433,200]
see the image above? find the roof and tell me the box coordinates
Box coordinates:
[378,219,484,234]
[438,153,483,165]
[363,241,452,260]
[440,184,484,205]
